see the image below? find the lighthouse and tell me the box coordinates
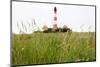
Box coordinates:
[52,7,58,31]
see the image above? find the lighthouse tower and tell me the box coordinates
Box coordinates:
[52,7,58,31]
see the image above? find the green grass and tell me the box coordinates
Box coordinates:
[12,32,96,65]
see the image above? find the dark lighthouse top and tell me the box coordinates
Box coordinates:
[54,7,57,14]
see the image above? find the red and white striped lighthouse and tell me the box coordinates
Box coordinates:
[52,7,58,31]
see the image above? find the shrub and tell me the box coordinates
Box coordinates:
[62,25,72,32]
[42,25,48,33]
[62,25,68,32]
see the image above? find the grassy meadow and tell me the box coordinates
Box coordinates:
[12,32,96,65]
